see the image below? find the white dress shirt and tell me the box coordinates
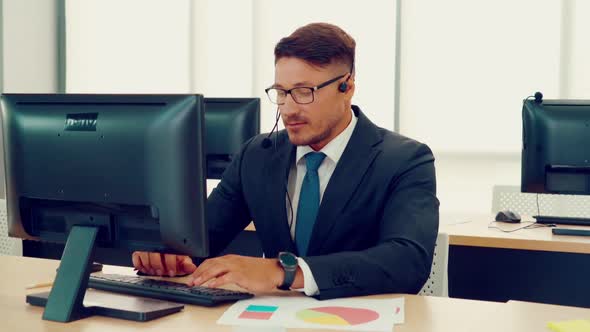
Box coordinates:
[286,108,358,295]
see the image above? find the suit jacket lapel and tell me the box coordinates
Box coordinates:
[307,108,383,255]
[263,135,297,255]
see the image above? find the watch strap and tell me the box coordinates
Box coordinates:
[277,253,297,290]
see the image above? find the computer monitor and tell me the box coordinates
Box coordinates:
[521,96,590,226]
[521,97,590,195]
[0,93,208,322]
[204,98,260,179]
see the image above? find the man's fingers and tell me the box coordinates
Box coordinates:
[190,262,228,286]
[208,273,234,288]
[180,256,197,275]
[164,254,177,277]
[131,252,142,271]
[137,252,151,273]
[133,252,192,276]
[191,258,214,278]
[148,252,165,276]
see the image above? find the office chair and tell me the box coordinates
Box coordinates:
[491,185,590,218]
[419,232,449,297]
[0,199,22,256]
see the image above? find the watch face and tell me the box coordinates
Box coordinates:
[279,252,297,267]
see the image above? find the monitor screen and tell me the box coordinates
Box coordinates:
[204,98,260,179]
[521,98,590,195]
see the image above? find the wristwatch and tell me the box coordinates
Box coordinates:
[277,251,298,290]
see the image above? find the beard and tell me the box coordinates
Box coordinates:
[281,106,347,148]
[287,126,332,147]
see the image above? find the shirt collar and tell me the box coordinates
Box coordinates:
[296,108,358,165]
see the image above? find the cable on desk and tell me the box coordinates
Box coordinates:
[447,220,475,226]
[487,221,555,233]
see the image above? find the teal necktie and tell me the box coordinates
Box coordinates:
[295,152,326,256]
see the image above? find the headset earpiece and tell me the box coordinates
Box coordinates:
[338,82,348,93]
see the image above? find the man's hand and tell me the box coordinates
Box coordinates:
[188,254,285,292]
[132,251,197,277]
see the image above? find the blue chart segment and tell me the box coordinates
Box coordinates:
[239,305,278,320]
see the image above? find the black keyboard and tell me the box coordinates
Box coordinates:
[534,215,590,226]
[88,274,253,307]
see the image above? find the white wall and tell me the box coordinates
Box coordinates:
[400,0,561,155]
[436,152,521,213]
[191,0,253,97]
[66,0,191,93]
[399,0,566,213]
[1,0,60,199]
[2,0,58,92]
[565,0,590,99]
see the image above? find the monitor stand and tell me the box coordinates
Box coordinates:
[26,289,184,322]
[26,225,183,322]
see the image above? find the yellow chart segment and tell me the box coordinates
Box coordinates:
[297,309,352,326]
[305,314,349,325]
[296,307,380,326]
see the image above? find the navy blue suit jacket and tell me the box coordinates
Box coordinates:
[206,106,439,299]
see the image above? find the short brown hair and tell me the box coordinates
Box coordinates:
[274,23,355,72]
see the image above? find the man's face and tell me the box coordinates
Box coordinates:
[273,57,353,150]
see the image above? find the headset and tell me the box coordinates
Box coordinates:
[338,80,348,93]
[338,74,352,93]
[338,60,355,93]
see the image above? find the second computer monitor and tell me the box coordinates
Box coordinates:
[204,98,260,179]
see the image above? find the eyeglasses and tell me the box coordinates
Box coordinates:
[265,74,348,105]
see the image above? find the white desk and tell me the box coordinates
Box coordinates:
[1,255,589,332]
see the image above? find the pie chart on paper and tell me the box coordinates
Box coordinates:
[296,306,380,326]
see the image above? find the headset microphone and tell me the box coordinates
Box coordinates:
[534,91,543,104]
[261,107,281,149]
[261,136,273,149]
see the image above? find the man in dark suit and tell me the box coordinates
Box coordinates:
[133,22,439,299]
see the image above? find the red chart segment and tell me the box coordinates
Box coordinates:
[239,311,274,320]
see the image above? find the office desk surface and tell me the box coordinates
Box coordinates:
[439,214,590,254]
[248,214,590,254]
[1,255,589,332]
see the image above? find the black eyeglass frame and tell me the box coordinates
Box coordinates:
[265,74,349,105]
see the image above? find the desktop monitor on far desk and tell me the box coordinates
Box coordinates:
[0,94,209,322]
[521,94,590,225]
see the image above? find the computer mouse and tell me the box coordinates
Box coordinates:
[495,210,521,223]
